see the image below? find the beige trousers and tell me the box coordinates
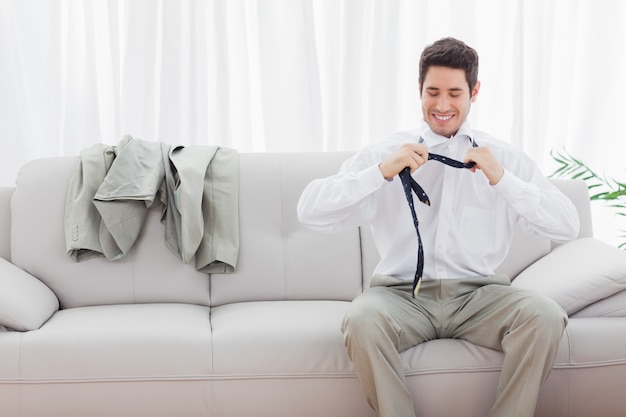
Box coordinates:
[341,274,567,417]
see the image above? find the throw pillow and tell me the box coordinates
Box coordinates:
[0,257,59,331]
[512,238,626,315]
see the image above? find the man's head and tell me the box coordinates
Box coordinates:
[418,37,480,137]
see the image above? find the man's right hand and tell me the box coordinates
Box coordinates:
[378,143,429,180]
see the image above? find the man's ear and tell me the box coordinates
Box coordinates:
[418,83,422,98]
[471,80,481,102]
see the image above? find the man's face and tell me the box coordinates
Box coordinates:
[419,66,480,138]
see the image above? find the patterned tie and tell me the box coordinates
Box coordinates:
[398,139,478,297]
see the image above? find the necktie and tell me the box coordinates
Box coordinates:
[398,139,478,297]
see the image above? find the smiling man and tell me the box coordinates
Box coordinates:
[297,37,580,417]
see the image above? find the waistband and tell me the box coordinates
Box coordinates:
[369,274,511,299]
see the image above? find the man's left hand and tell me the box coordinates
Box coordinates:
[464,147,505,185]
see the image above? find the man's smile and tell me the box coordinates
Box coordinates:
[433,113,454,122]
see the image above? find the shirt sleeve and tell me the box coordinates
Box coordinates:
[493,166,580,243]
[297,160,387,232]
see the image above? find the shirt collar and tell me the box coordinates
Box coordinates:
[418,120,475,147]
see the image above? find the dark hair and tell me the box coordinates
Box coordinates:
[419,37,479,96]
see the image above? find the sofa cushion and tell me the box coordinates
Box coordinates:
[16,303,212,380]
[0,257,59,331]
[570,289,626,318]
[512,238,626,315]
[1,303,214,417]
[210,300,353,375]
[209,152,364,306]
[495,223,551,279]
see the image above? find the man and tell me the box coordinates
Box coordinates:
[297,37,580,417]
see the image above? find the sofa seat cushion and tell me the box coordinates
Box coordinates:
[12,303,212,382]
[210,300,626,417]
[401,318,626,417]
[557,317,626,417]
[211,300,354,375]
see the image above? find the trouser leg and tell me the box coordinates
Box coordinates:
[343,275,566,417]
[446,277,568,417]
[341,275,438,417]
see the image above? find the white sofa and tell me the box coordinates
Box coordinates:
[1,151,626,417]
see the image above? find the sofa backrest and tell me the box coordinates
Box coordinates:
[9,152,365,309]
[208,152,364,306]
[7,152,593,309]
[11,156,213,309]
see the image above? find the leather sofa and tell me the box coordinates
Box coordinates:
[1,151,626,417]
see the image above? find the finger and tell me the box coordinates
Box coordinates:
[463,150,477,165]
[413,151,427,168]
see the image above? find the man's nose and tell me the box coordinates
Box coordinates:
[436,95,450,112]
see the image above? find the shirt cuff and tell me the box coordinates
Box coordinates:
[362,163,388,188]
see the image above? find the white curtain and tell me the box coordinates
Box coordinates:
[1,0,625,242]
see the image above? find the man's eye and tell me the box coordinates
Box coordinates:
[450,94,461,98]
[428,92,439,97]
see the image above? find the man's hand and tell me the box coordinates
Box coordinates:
[464,147,504,185]
[378,143,429,180]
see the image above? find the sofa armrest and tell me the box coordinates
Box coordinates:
[0,257,59,331]
[549,179,593,240]
[512,238,626,315]
[0,187,14,261]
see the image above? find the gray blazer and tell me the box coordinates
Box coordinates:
[64,135,239,273]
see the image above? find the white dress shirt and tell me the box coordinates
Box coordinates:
[297,121,580,281]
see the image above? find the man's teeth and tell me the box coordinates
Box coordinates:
[434,114,453,121]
